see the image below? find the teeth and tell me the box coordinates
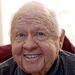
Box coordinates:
[25,55,38,59]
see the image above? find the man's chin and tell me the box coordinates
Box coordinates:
[24,66,44,73]
[22,61,45,74]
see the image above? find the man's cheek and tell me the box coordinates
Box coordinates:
[12,45,22,55]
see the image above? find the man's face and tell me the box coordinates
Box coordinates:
[11,15,60,74]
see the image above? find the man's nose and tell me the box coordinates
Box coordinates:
[23,34,37,51]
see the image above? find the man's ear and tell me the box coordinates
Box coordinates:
[59,29,65,49]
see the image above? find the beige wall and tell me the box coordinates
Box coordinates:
[0,0,3,45]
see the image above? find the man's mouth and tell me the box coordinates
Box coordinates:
[23,54,43,63]
[25,55,39,59]
[23,54,41,59]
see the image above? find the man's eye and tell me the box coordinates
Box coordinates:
[38,32,45,36]
[18,33,25,37]
[34,31,48,40]
[16,33,26,42]
[17,33,25,37]
[36,32,47,38]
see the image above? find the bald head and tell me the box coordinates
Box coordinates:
[12,1,57,21]
[11,1,60,39]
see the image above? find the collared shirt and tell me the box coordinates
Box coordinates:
[0,50,75,75]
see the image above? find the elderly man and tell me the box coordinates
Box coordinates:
[0,1,75,75]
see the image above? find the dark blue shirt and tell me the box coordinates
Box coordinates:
[0,50,75,75]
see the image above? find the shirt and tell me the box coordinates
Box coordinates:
[0,50,75,75]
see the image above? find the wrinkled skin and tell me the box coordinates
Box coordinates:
[11,1,65,75]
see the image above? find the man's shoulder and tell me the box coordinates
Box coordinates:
[60,50,75,61]
[59,50,75,74]
[0,57,17,75]
[0,57,15,68]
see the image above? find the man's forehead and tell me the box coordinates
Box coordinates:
[11,1,59,35]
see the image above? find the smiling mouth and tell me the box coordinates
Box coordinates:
[23,54,41,59]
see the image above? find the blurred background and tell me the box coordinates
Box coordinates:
[0,0,75,46]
